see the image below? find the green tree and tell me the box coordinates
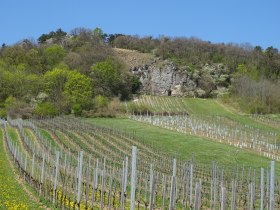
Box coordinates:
[92,27,104,38]
[43,44,66,70]
[43,68,69,103]
[235,64,248,75]
[0,67,12,101]
[91,59,122,96]
[94,95,108,110]
[4,96,15,109]
[35,102,58,117]
[1,45,27,69]
[38,28,67,44]
[72,104,83,116]
[63,71,93,109]
[131,75,141,94]
[25,48,44,73]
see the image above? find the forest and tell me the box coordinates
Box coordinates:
[0,27,280,118]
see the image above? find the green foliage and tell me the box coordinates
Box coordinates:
[0,68,11,100]
[93,95,109,110]
[91,58,132,99]
[113,35,280,80]
[235,64,259,80]
[43,68,69,102]
[0,109,7,118]
[1,45,27,68]
[72,104,83,116]
[4,96,15,109]
[236,64,248,75]
[4,97,33,119]
[43,44,66,70]
[34,102,58,117]
[85,96,124,117]
[63,71,93,109]
[43,69,93,111]
[2,96,15,118]
[131,75,141,94]
[91,59,121,95]
[38,28,67,44]
[0,27,279,115]
[25,48,44,73]
[92,27,104,39]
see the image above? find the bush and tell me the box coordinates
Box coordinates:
[93,95,109,111]
[4,96,33,119]
[131,76,141,94]
[85,97,125,117]
[35,102,59,117]
[0,109,7,118]
[72,104,82,116]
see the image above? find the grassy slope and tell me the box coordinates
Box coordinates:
[87,118,278,172]
[184,98,280,133]
[0,128,44,209]
[87,96,279,173]
[132,96,279,134]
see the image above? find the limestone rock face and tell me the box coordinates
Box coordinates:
[131,58,231,97]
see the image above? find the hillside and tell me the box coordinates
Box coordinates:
[114,48,231,98]
[113,35,280,113]
[0,27,280,118]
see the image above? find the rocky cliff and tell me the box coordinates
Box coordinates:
[114,48,231,97]
[132,59,231,97]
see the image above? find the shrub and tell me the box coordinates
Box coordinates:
[72,104,82,116]
[35,102,58,117]
[85,97,125,117]
[4,96,33,119]
[0,109,7,118]
[93,95,109,111]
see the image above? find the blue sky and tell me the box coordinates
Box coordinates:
[1,0,280,50]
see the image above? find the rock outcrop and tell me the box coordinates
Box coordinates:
[113,48,231,97]
[131,58,231,97]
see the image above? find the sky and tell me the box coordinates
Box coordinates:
[1,0,280,50]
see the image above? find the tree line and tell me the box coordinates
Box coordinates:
[0,28,139,118]
[0,28,279,116]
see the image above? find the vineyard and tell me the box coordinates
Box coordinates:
[0,97,279,209]
[129,96,280,160]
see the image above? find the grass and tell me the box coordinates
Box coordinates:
[183,98,229,115]
[0,128,45,209]
[131,96,280,134]
[39,128,61,150]
[87,117,279,172]
[191,99,280,133]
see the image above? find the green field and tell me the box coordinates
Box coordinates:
[86,96,280,173]
[87,117,278,170]
[132,96,280,134]
[0,128,45,210]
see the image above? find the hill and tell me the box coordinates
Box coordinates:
[1,27,280,210]
[0,27,280,119]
